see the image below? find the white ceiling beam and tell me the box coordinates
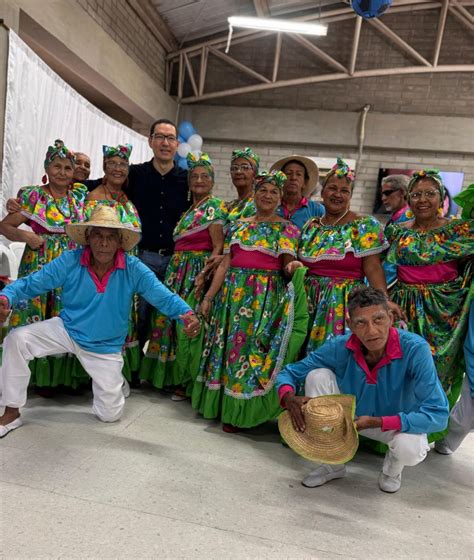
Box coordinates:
[289,34,348,73]
[198,46,208,96]
[177,54,184,100]
[180,65,474,104]
[183,53,198,97]
[432,0,449,66]
[208,46,271,84]
[368,18,432,66]
[253,0,270,17]
[272,32,282,83]
[451,0,474,21]
[449,5,474,29]
[349,16,363,75]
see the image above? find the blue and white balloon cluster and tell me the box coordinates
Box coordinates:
[176,121,204,169]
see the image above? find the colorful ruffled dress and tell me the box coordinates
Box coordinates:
[386,220,474,432]
[2,184,88,387]
[84,197,142,379]
[226,196,256,222]
[140,196,227,389]
[299,216,388,353]
[192,220,304,428]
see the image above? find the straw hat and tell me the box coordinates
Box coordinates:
[66,204,141,252]
[270,155,320,197]
[278,394,358,464]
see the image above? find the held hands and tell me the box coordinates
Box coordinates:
[199,297,212,320]
[284,261,303,277]
[25,232,45,250]
[180,312,201,338]
[387,300,406,322]
[354,416,382,431]
[0,297,11,323]
[283,393,311,432]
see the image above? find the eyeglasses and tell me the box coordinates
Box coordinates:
[381,189,399,198]
[150,133,177,143]
[409,190,439,200]
[105,161,129,170]
[230,163,253,172]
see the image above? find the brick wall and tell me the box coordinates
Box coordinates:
[201,139,474,215]
[75,0,165,87]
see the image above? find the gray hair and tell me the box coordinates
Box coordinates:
[381,174,410,196]
[348,287,389,318]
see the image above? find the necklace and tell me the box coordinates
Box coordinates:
[103,183,127,204]
[191,194,211,210]
[320,208,349,226]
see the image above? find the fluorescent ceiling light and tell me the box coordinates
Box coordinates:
[228,16,327,36]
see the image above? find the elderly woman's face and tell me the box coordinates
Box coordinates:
[104,155,129,186]
[46,157,74,189]
[189,165,213,197]
[408,178,441,220]
[88,227,121,265]
[230,157,255,190]
[282,162,306,199]
[254,183,281,214]
[74,153,91,182]
[321,175,352,214]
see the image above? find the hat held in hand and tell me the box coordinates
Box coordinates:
[278,394,358,464]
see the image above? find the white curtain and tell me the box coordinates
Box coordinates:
[1,31,153,215]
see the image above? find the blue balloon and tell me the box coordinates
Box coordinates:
[178,157,188,170]
[178,121,196,141]
[178,135,186,144]
[351,0,391,18]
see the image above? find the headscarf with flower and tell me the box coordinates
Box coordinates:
[186,151,215,180]
[254,170,287,192]
[323,157,356,187]
[103,144,132,161]
[231,147,260,174]
[408,169,446,201]
[44,139,76,168]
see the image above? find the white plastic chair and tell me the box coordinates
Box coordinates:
[0,243,19,280]
[8,242,26,278]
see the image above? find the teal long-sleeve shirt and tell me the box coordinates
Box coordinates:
[1,248,192,354]
[276,329,449,434]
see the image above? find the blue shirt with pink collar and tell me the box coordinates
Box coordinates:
[0,248,192,354]
[276,328,449,434]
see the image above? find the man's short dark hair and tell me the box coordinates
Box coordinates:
[282,159,309,181]
[149,118,178,138]
[348,287,389,317]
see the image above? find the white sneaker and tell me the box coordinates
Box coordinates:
[378,472,402,493]
[122,379,130,399]
[434,440,454,455]
[301,464,347,488]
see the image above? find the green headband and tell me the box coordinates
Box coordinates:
[324,157,355,186]
[231,147,260,173]
[186,151,215,179]
[408,169,445,201]
[103,144,132,161]
[44,139,75,168]
[254,170,287,192]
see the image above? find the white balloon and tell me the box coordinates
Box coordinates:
[177,142,191,157]
[187,134,203,150]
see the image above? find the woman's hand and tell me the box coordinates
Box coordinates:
[6,198,21,214]
[284,260,303,277]
[199,297,212,320]
[180,312,201,338]
[25,232,44,250]
[387,299,406,322]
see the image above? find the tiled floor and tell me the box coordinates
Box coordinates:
[1,387,473,559]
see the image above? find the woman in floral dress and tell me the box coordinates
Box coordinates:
[86,144,142,382]
[298,158,398,353]
[226,147,260,221]
[192,170,305,431]
[140,153,227,397]
[0,139,88,390]
[386,169,474,437]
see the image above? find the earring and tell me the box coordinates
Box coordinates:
[42,174,48,184]
[187,190,191,201]
[437,207,444,217]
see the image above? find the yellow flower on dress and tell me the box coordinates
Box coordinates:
[252,299,261,310]
[249,354,263,368]
[310,326,326,341]
[262,354,272,373]
[360,232,378,249]
[335,303,344,317]
[231,383,243,393]
[232,287,244,302]
[155,316,166,328]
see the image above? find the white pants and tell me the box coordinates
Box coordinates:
[1,317,124,423]
[443,376,473,452]
[305,368,430,477]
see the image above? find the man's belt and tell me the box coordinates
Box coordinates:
[141,248,173,256]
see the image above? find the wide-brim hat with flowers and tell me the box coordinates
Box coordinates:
[270,155,320,197]
[66,204,141,252]
[278,394,359,464]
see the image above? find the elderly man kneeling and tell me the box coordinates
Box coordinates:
[276,286,449,493]
[0,205,200,437]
